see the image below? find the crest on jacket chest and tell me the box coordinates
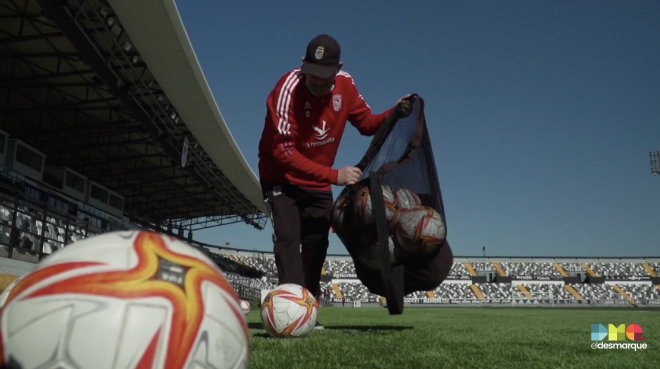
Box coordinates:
[332,94,342,112]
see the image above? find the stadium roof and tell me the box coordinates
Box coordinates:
[0,0,267,231]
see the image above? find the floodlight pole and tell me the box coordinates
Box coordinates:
[650,151,660,175]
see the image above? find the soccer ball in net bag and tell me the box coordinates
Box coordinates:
[353,184,398,225]
[260,283,318,338]
[393,188,422,210]
[394,206,447,256]
[357,236,399,270]
[0,231,249,369]
[331,194,350,235]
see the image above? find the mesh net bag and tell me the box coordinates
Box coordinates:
[331,95,447,298]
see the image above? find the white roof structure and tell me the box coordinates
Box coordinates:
[109,0,266,214]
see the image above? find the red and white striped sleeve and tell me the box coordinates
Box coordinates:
[266,70,339,184]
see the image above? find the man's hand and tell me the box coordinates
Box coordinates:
[337,166,363,186]
[393,94,413,118]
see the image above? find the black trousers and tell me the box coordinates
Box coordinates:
[261,181,333,297]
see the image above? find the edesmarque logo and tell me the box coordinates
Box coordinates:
[591,324,645,341]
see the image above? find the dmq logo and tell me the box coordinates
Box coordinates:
[591,324,644,341]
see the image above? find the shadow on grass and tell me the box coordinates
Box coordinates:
[248,322,412,336]
[248,322,264,330]
[327,325,412,333]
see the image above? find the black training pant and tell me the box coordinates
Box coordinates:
[261,181,333,297]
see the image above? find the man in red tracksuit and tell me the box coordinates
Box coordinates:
[258,34,412,329]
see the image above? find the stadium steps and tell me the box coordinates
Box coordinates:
[553,263,569,277]
[321,266,327,275]
[612,285,636,305]
[581,263,596,277]
[642,263,657,277]
[465,263,478,277]
[228,255,241,264]
[426,291,436,298]
[493,263,506,276]
[331,283,343,299]
[517,284,532,299]
[470,284,485,300]
[565,285,583,300]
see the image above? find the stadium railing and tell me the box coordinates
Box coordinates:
[330,297,660,306]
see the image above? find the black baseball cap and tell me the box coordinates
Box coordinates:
[300,34,341,79]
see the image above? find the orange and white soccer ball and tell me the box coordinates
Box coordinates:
[353,184,397,225]
[240,300,251,314]
[331,194,350,235]
[395,206,446,255]
[0,231,249,369]
[0,274,25,309]
[393,188,422,210]
[260,283,318,338]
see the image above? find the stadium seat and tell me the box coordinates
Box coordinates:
[587,262,648,279]
[499,262,562,278]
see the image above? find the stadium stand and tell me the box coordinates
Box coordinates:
[499,261,563,279]
[0,0,659,312]
[0,0,270,298]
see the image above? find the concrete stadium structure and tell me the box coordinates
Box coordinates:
[0,0,266,286]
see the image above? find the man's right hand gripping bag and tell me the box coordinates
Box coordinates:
[331,95,448,315]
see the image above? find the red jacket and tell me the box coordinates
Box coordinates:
[258,69,393,191]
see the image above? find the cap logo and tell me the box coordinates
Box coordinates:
[314,46,325,60]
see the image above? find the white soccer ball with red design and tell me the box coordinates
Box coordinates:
[395,206,446,255]
[0,275,25,309]
[393,188,422,210]
[240,300,251,314]
[260,283,318,338]
[0,231,249,369]
[331,194,349,234]
[353,184,397,225]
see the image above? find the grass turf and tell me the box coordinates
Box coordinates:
[245,306,660,369]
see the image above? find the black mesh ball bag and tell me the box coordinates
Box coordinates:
[331,94,448,314]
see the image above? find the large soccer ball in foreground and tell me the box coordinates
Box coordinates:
[260,284,318,338]
[0,231,249,369]
[0,275,24,309]
[395,206,447,256]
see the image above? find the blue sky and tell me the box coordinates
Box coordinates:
[176,0,660,257]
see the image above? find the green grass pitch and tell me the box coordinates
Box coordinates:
[245,307,660,369]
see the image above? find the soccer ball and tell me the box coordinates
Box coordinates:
[0,275,24,309]
[394,206,447,256]
[357,236,398,270]
[0,231,249,369]
[393,188,422,210]
[331,194,350,235]
[260,283,318,338]
[354,184,397,225]
[353,185,374,224]
[240,300,252,314]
